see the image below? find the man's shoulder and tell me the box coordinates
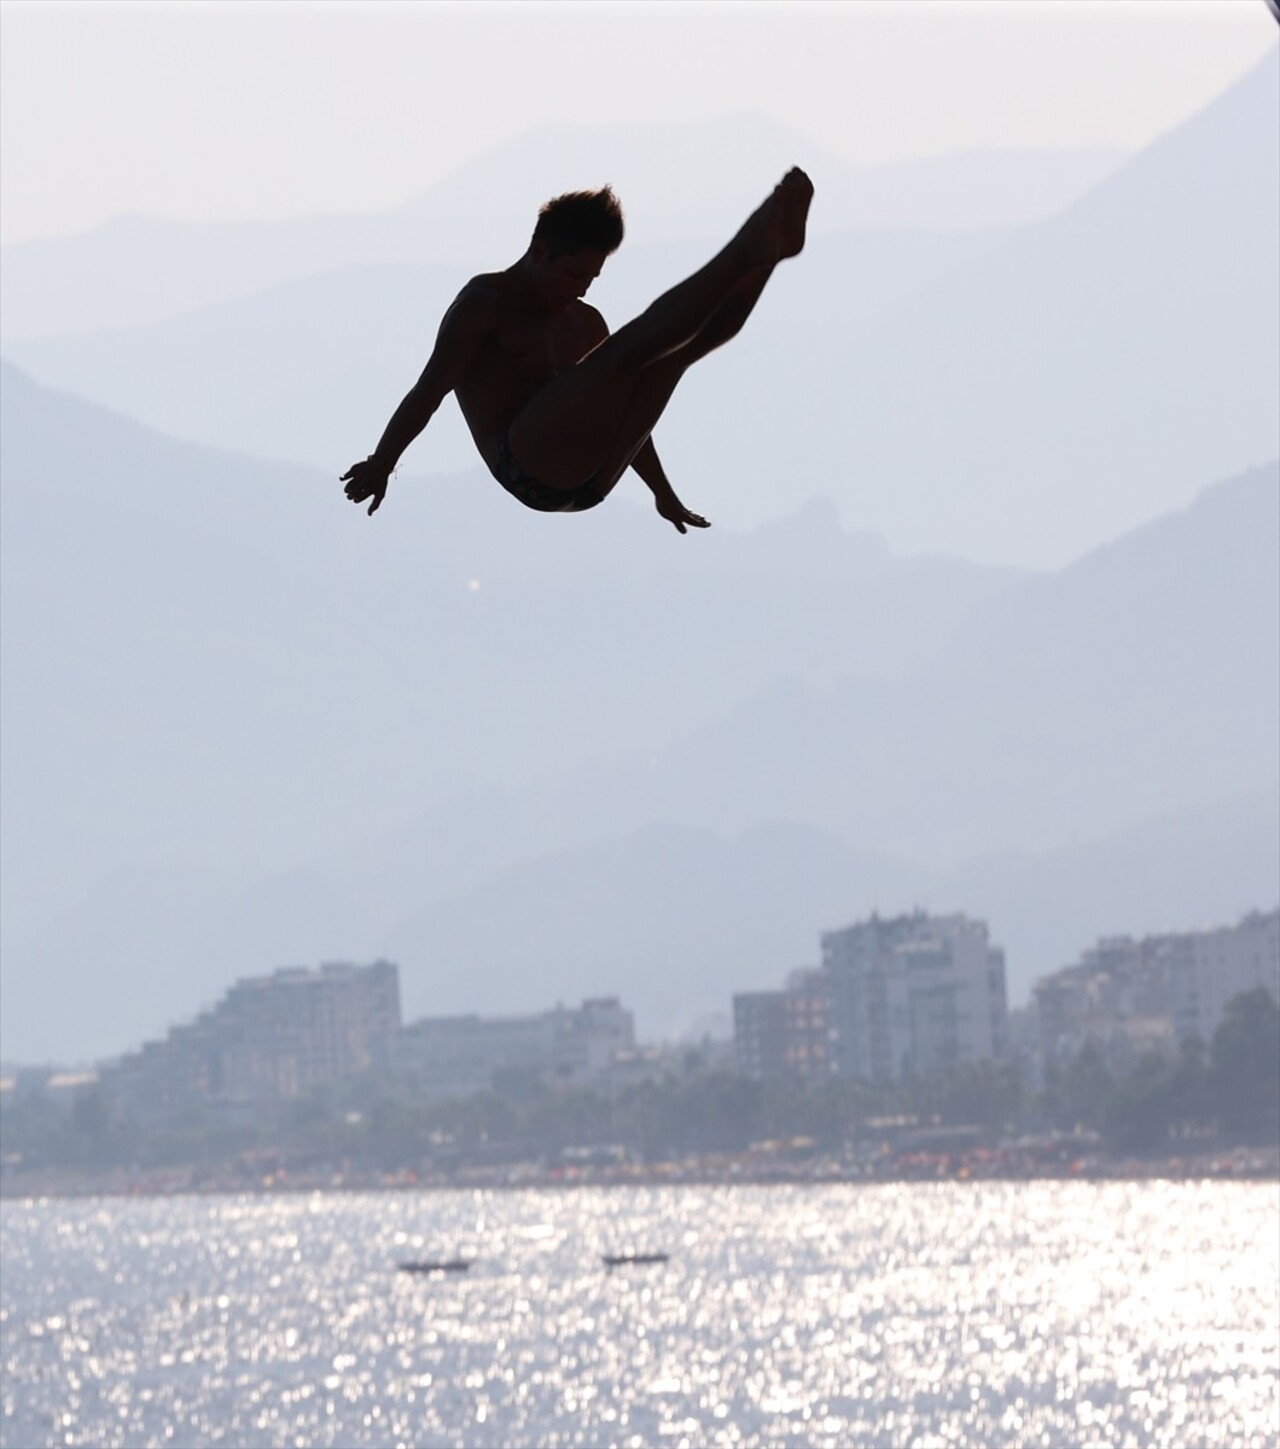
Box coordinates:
[448,274,507,325]
[460,270,507,296]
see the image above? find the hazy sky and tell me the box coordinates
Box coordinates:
[1,0,1275,246]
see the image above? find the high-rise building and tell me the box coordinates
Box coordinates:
[733,968,834,1081]
[216,960,401,1099]
[100,960,401,1124]
[821,912,1008,1083]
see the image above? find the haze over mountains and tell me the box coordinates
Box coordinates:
[2,359,1275,1060]
[1,57,1276,1063]
[0,117,1124,339]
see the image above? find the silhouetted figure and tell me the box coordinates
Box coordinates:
[341,169,814,533]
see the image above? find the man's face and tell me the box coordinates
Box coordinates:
[533,245,607,311]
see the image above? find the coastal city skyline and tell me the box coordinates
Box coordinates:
[5,903,1274,1104]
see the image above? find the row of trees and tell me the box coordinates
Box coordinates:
[4,991,1277,1176]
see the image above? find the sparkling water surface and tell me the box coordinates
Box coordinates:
[2,1182,1276,1448]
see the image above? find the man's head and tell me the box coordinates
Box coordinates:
[525,186,624,311]
[533,186,624,258]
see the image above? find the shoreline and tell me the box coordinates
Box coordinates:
[4,1148,1276,1203]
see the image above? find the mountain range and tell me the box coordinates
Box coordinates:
[2,59,1276,1063]
[1,363,1275,1061]
[0,115,1124,340]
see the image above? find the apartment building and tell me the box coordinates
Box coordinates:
[733,968,834,1082]
[100,960,402,1124]
[820,911,1009,1083]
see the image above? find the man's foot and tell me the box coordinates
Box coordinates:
[777,168,814,260]
[737,186,788,268]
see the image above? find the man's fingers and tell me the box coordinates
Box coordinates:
[665,505,711,534]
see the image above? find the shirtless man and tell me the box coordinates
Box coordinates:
[341,168,813,533]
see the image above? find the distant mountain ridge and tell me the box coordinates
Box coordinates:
[371,788,1280,1040]
[0,112,1124,340]
[0,362,1011,985]
[1,362,1275,1059]
[328,464,1277,880]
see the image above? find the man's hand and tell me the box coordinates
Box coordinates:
[341,457,391,516]
[654,487,710,535]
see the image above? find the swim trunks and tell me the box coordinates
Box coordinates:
[494,431,605,514]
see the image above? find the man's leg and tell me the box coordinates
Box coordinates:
[583,264,777,499]
[509,171,811,491]
[682,262,775,361]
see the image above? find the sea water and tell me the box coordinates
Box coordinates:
[2,1181,1276,1448]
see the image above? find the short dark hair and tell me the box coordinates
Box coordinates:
[533,186,625,257]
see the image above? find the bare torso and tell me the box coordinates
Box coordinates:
[451,272,606,479]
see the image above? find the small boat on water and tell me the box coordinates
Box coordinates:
[397,1259,472,1275]
[602,1252,670,1270]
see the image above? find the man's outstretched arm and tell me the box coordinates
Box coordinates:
[630,438,710,535]
[341,286,496,515]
